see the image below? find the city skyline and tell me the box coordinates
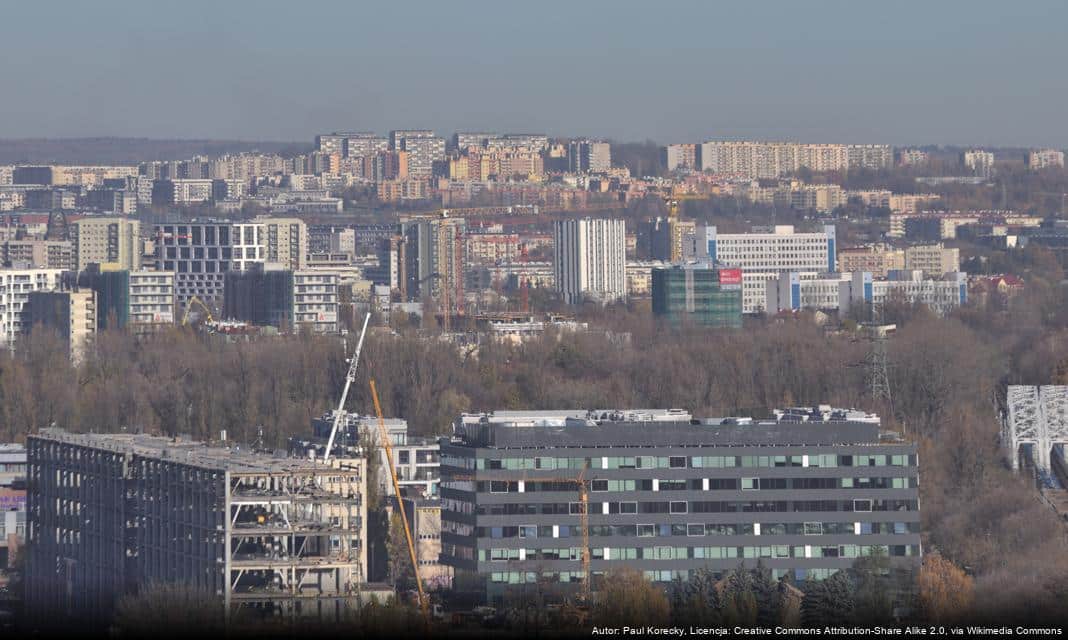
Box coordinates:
[2,1,1067,147]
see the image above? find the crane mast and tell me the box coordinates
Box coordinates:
[370,378,430,624]
[322,312,371,463]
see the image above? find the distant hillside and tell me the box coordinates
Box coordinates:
[0,137,313,165]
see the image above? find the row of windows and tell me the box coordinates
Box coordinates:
[471,521,918,540]
[471,453,914,471]
[484,559,902,587]
[467,499,916,516]
[480,476,915,494]
[484,544,918,564]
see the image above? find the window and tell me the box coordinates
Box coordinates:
[687,524,705,537]
[490,481,509,494]
[620,502,637,514]
[741,478,758,490]
[669,456,687,469]
[569,502,585,515]
[854,499,873,513]
[803,522,823,535]
[591,480,609,492]
[669,501,688,514]
[638,524,656,537]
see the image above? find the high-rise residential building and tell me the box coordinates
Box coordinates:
[342,132,389,159]
[553,218,626,305]
[664,144,699,171]
[389,130,446,179]
[255,216,308,271]
[70,217,142,271]
[371,150,409,182]
[0,268,63,347]
[897,149,929,167]
[153,221,265,307]
[568,140,612,173]
[150,178,216,205]
[439,408,920,600]
[404,216,466,307]
[962,150,995,178]
[26,289,96,362]
[80,267,175,330]
[699,142,891,178]
[315,133,346,156]
[1027,149,1065,170]
[846,144,894,171]
[25,429,368,628]
[903,243,960,276]
[695,225,836,313]
[651,263,742,327]
[223,266,339,333]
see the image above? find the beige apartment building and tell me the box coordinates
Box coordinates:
[904,243,960,276]
[255,216,308,270]
[837,244,905,278]
[70,217,142,271]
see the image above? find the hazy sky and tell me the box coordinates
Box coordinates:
[2,0,1066,147]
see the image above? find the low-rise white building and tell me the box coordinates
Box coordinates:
[766,270,967,316]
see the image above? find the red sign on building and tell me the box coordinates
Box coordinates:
[718,268,742,286]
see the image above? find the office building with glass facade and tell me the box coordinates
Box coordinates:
[440,410,920,601]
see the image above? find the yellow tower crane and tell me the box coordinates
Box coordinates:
[370,378,430,625]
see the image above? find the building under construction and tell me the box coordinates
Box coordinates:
[24,429,369,628]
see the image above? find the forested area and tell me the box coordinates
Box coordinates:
[3,268,1068,619]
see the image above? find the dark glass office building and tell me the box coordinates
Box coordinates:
[651,263,742,328]
[440,412,920,600]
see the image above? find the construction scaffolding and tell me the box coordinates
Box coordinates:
[25,429,368,627]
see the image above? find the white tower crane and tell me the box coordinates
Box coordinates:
[322,312,371,463]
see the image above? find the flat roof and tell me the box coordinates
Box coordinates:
[455,420,889,450]
[32,429,338,475]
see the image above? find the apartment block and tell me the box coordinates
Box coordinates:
[903,243,960,276]
[699,142,891,178]
[25,429,368,627]
[26,290,96,362]
[465,233,519,265]
[256,216,308,271]
[1,239,74,269]
[0,268,63,347]
[440,409,920,601]
[389,130,445,179]
[962,150,995,178]
[664,144,699,172]
[1027,149,1065,170]
[71,217,142,271]
[837,245,905,278]
[81,268,175,329]
[897,149,929,166]
[568,140,611,174]
[404,216,466,306]
[553,218,626,305]
[223,267,339,333]
[695,225,836,313]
